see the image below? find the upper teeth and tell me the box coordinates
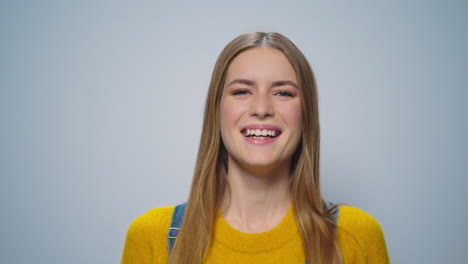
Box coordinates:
[245,129,277,137]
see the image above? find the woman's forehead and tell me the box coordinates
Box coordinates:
[225,47,297,84]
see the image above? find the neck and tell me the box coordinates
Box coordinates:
[220,158,292,233]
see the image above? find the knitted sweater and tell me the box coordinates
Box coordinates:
[121,205,389,263]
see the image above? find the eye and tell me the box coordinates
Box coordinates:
[232,89,250,96]
[275,91,294,97]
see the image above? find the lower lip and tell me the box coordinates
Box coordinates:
[243,135,279,145]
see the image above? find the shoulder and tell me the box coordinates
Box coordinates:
[337,205,390,263]
[127,205,175,238]
[337,205,383,234]
[122,206,175,264]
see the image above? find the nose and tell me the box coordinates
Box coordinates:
[249,91,274,119]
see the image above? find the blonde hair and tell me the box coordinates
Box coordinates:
[168,32,341,264]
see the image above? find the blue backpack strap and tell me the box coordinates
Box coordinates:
[167,202,187,255]
[304,201,339,263]
[324,201,339,226]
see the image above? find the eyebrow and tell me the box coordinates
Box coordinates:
[227,79,255,87]
[226,79,298,89]
[272,80,298,89]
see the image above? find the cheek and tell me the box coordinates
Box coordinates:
[220,98,245,130]
[220,99,237,139]
[282,103,303,131]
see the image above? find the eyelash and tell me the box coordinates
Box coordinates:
[275,91,294,97]
[232,90,250,95]
[232,89,295,97]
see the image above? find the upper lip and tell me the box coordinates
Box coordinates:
[240,124,282,134]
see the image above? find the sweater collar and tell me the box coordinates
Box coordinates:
[212,205,299,253]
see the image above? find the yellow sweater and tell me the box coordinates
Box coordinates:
[121,205,389,263]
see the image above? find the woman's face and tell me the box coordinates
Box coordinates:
[220,47,303,172]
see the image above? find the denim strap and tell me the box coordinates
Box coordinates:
[324,201,339,230]
[166,202,187,254]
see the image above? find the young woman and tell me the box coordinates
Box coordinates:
[121,32,389,264]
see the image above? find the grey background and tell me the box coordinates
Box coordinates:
[1,0,467,263]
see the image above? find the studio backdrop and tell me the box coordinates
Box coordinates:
[1,1,467,263]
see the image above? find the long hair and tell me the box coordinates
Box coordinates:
[168,32,341,264]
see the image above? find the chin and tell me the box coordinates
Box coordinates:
[239,155,283,170]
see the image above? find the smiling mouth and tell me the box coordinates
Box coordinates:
[241,128,282,138]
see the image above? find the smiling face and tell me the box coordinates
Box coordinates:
[220,47,303,173]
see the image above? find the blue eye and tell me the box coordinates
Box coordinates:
[233,90,249,95]
[276,91,294,97]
